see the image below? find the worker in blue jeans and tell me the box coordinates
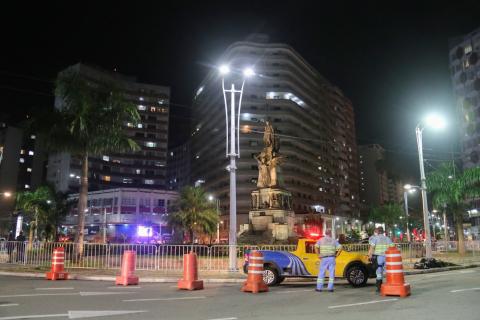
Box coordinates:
[368,226,394,292]
[315,230,341,292]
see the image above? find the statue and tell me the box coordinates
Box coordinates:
[255,121,284,188]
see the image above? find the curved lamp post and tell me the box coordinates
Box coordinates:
[219,64,255,271]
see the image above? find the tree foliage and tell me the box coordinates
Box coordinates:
[368,202,404,232]
[165,186,219,244]
[427,162,480,255]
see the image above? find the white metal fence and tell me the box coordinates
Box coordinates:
[0,241,479,272]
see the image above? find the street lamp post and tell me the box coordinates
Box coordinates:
[415,114,446,259]
[220,65,254,271]
[403,190,411,243]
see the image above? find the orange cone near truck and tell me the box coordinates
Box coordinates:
[241,250,269,293]
[381,246,411,297]
[46,247,68,280]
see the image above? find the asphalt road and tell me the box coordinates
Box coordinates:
[0,268,479,320]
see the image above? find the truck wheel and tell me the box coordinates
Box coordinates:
[263,266,280,286]
[346,264,368,287]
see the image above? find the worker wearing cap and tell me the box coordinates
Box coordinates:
[368,226,395,292]
[315,230,341,292]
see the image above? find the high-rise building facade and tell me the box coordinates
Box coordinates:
[47,64,170,193]
[167,142,191,191]
[449,27,480,169]
[358,144,389,209]
[190,34,359,225]
[0,122,47,232]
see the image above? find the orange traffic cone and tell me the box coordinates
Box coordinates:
[115,250,139,286]
[241,250,268,293]
[178,251,204,290]
[381,246,411,298]
[46,247,68,280]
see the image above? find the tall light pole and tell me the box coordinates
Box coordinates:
[415,114,446,259]
[208,195,221,243]
[220,64,254,271]
[402,185,418,243]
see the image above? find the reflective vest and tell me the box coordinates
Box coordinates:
[315,236,340,257]
[369,234,394,256]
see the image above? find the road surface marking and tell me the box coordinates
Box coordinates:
[328,298,398,309]
[275,289,313,294]
[124,296,206,302]
[458,270,475,274]
[0,310,147,320]
[0,304,19,307]
[35,287,75,290]
[108,286,142,289]
[206,318,237,320]
[0,292,134,298]
[450,287,480,293]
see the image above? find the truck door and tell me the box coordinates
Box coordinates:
[301,241,320,275]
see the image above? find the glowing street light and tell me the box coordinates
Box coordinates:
[243,67,255,77]
[2,192,12,198]
[219,65,230,75]
[415,113,447,259]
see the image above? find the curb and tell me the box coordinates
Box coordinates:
[0,264,478,283]
[0,271,246,283]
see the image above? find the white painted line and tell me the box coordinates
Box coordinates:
[206,318,237,320]
[35,287,74,291]
[328,298,398,309]
[275,289,313,294]
[0,293,79,298]
[124,296,206,302]
[0,304,19,307]
[458,270,475,274]
[450,287,480,293]
[0,310,147,320]
[79,291,135,296]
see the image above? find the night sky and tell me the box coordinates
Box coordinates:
[1,1,479,179]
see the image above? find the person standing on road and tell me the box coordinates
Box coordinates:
[7,231,15,263]
[368,226,395,292]
[315,230,341,292]
[15,231,26,263]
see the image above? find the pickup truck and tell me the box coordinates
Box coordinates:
[243,238,374,287]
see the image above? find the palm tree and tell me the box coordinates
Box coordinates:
[15,186,53,249]
[33,70,140,257]
[166,186,219,244]
[427,162,480,255]
[368,202,404,234]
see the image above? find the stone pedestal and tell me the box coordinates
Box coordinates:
[248,188,295,240]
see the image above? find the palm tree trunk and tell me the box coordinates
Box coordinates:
[456,213,465,255]
[75,153,88,259]
[27,220,34,251]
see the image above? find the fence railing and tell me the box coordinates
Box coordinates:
[1,241,479,272]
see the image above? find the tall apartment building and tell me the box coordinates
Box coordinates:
[449,27,480,169]
[358,144,403,215]
[47,64,170,193]
[167,142,191,191]
[0,122,47,232]
[449,27,480,235]
[190,34,359,225]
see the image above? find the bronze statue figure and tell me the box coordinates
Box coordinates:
[255,121,284,188]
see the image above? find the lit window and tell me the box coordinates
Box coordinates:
[20,149,25,155]
[19,158,25,163]
[145,179,154,185]
[137,123,143,128]
[139,97,144,101]
[102,155,110,162]
[30,135,36,139]
[150,107,156,112]
[102,175,111,182]
[138,105,146,111]
[136,169,141,174]
[27,168,32,172]
[28,150,34,156]
[465,45,473,54]
[158,99,166,104]
[69,173,75,178]
[25,184,30,189]
[123,178,133,184]
[127,122,133,127]
[145,141,157,148]
[195,155,200,159]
